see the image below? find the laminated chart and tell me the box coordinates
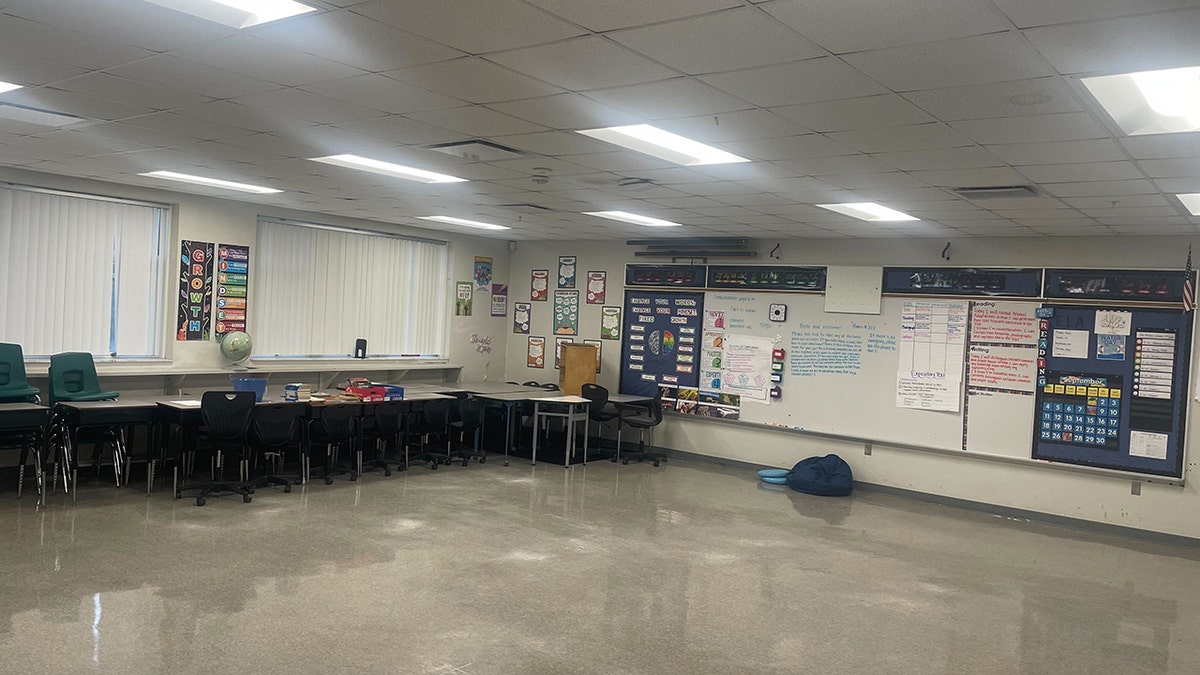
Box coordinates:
[896,300,967,411]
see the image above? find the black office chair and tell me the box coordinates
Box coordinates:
[406,399,451,470]
[618,391,666,467]
[358,401,405,475]
[176,391,256,506]
[247,404,299,493]
[307,404,358,484]
[581,383,621,454]
[449,397,486,466]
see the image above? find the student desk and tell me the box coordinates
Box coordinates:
[603,393,659,458]
[529,394,591,467]
[0,402,51,507]
[53,399,158,503]
[471,390,546,466]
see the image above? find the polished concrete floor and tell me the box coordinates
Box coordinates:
[2,458,1199,674]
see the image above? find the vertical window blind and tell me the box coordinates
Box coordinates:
[0,185,168,358]
[252,219,449,358]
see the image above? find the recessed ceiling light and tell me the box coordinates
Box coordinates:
[583,211,682,227]
[0,103,85,127]
[815,202,918,222]
[1083,66,1200,135]
[140,170,282,194]
[576,124,749,166]
[1178,193,1200,216]
[0,81,22,94]
[310,154,468,184]
[417,216,510,231]
[141,0,316,29]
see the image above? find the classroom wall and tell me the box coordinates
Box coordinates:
[505,235,1200,539]
[0,166,510,387]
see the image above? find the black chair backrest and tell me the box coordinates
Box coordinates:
[541,383,560,391]
[318,404,357,441]
[422,399,452,427]
[580,383,609,417]
[251,404,300,448]
[522,381,540,386]
[457,398,485,430]
[201,391,256,442]
[372,401,406,435]
[649,391,664,425]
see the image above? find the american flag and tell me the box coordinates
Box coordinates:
[1185,244,1195,313]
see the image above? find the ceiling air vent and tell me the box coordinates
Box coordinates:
[951,185,1040,201]
[424,140,526,162]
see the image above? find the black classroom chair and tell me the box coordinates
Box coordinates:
[176,391,256,506]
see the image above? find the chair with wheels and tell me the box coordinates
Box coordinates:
[307,404,358,485]
[176,391,256,506]
[0,343,40,403]
[581,383,621,457]
[358,401,405,475]
[406,399,451,470]
[247,403,300,493]
[618,391,666,467]
[448,397,486,466]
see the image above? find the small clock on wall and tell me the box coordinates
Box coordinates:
[769,303,787,322]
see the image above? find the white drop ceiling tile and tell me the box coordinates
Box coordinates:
[719,134,857,161]
[334,115,470,145]
[1152,177,1200,192]
[822,172,929,190]
[488,38,680,91]
[172,36,368,87]
[233,88,387,125]
[1079,206,1183,219]
[904,77,1084,123]
[872,146,1004,171]
[177,101,314,134]
[763,0,1009,53]
[770,95,933,133]
[674,181,760,196]
[857,187,959,203]
[486,157,596,177]
[3,129,149,156]
[55,73,213,112]
[525,0,739,32]
[388,58,564,105]
[989,209,1079,219]
[1107,224,1196,235]
[985,139,1126,166]
[1017,161,1143,183]
[734,175,843,193]
[690,161,804,183]
[1007,216,1097,226]
[949,113,1109,145]
[1041,179,1157,197]
[487,94,642,130]
[106,55,282,100]
[77,121,190,149]
[0,15,153,71]
[827,123,973,153]
[405,106,547,138]
[843,33,1053,92]
[1062,194,1169,209]
[1025,9,1200,74]
[251,10,463,72]
[609,8,825,75]
[1027,225,1116,236]
[0,50,88,89]
[300,75,465,116]
[778,154,897,176]
[582,78,752,120]
[689,205,767,218]
[646,196,726,209]
[121,113,256,143]
[555,152,679,173]
[629,167,732,185]
[355,0,585,53]
[700,58,889,108]
[905,167,1029,187]
[901,199,985,212]
[491,131,617,156]
[992,0,1200,28]
[711,192,797,206]
[749,203,826,216]
[0,86,152,121]
[1119,134,1200,160]
[1138,158,1200,178]
[3,0,236,51]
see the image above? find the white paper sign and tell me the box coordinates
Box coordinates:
[1052,329,1089,359]
[721,334,773,402]
[1094,310,1132,336]
[1129,430,1168,460]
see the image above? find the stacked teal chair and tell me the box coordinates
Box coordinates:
[47,352,122,495]
[0,343,40,403]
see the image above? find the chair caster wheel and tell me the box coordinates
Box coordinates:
[284,485,292,493]
[243,494,253,503]
[324,477,334,485]
[175,492,182,499]
[622,458,629,465]
[653,460,660,467]
[479,456,486,463]
[196,497,206,506]
[384,469,392,477]
[610,457,618,463]
[462,460,469,467]
[430,462,438,470]
[350,475,358,482]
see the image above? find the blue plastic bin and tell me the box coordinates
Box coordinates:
[230,377,268,402]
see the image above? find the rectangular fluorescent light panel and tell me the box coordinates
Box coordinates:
[1083,66,1200,135]
[815,202,918,222]
[576,124,749,166]
[140,170,282,194]
[0,81,22,94]
[584,211,682,227]
[142,0,316,29]
[310,154,467,184]
[417,216,510,231]
[1178,193,1200,216]
[0,103,86,127]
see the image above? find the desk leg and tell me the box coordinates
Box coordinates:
[36,431,45,509]
[583,413,589,466]
[531,402,539,466]
[502,402,513,467]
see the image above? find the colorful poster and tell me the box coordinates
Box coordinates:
[491,283,508,317]
[897,300,967,412]
[558,256,576,288]
[721,333,773,402]
[586,271,606,304]
[531,269,549,301]
[474,256,493,291]
[555,337,573,369]
[176,240,214,341]
[455,281,473,316]
[584,339,602,374]
[553,290,579,335]
[513,302,531,334]
[600,306,622,340]
[215,243,249,338]
[527,337,545,368]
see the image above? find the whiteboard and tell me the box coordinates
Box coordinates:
[706,292,966,449]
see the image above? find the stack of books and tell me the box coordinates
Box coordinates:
[284,383,312,401]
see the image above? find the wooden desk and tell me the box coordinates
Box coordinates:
[53,399,157,503]
[0,402,50,507]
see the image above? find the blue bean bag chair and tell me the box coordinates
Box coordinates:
[785,454,853,496]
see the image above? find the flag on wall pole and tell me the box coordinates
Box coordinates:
[1184,244,1195,313]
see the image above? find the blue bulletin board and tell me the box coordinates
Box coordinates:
[620,290,704,396]
[1033,305,1192,477]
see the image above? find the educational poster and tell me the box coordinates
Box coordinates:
[474,256,493,291]
[620,290,705,396]
[586,271,606,304]
[455,281,473,316]
[600,306,621,340]
[176,240,214,341]
[701,310,726,393]
[1097,334,1126,361]
[961,302,1040,454]
[553,290,579,335]
[721,334,773,402]
[558,256,576,288]
[675,387,699,413]
[584,339,602,374]
[555,337,572,369]
[491,283,508,317]
[531,269,549,301]
[513,302,531,334]
[215,243,248,338]
[896,300,967,412]
[527,337,545,368]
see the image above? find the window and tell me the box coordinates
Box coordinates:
[0,185,169,358]
[252,218,449,358]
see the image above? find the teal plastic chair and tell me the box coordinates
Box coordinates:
[48,352,119,406]
[0,343,40,403]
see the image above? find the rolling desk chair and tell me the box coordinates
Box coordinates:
[406,399,451,470]
[358,400,404,476]
[581,383,621,455]
[307,404,358,484]
[618,391,666,467]
[0,343,40,403]
[177,391,256,506]
[448,397,486,466]
[248,404,299,493]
